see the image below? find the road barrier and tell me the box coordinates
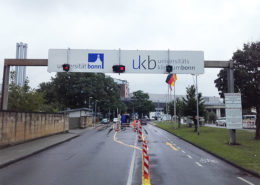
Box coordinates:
[143,140,149,180]
[133,120,137,132]
[115,122,119,132]
[138,121,143,142]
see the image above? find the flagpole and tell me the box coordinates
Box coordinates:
[167,83,170,122]
[166,83,168,122]
[169,83,172,123]
[174,80,176,128]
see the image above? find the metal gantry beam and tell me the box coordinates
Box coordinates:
[204,60,232,68]
[1,59,48,110]
[4,59,48,66]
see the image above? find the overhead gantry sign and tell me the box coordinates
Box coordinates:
[1,49,232,111]
[48,49,204,74]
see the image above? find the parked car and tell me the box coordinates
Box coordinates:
[113,118,118,123]
[216,118,226,127]
[101,118,109,124]
[141,118,147,125]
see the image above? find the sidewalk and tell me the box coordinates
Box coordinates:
[0,128,91,168]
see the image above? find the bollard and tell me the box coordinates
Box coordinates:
[138,121,143,142]
[115,122,119,132]
[133,120,137,132]
[143,140,149,180]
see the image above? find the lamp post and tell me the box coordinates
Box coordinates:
[95,100,98,125]
[131,98,136,120]
[89,97,92,109]
[196,75,200,135]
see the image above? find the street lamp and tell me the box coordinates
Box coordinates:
[89,97,92,109]
[95,100,99,124]
[131,98,136,120]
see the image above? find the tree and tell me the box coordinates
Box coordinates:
[182,85,206,132]
[8,72,44,112]
[214,42,260,139]
[130,90,155,117]
[38,72,125,115]
[207,111,217,123]
[169,98,185,128]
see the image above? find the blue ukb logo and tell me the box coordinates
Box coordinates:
[88,53,104,69]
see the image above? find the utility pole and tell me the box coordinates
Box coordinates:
[196,75,200,135]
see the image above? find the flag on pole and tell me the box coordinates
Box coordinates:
[165,74,177,90]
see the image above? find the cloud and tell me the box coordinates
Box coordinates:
[0,0,260,97]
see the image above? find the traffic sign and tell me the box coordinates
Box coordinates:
[48,49,204,74]
[225,93,242,129]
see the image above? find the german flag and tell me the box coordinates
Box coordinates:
[166,74,177,90]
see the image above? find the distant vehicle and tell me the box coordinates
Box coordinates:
[216,118,226,127]
[149,112,156,120]
[141,118,147,125]
[113,118,118,123]
[243,115,256,121]
[121,114,130,126]
[242,115,256,128]
[101,118,109,124]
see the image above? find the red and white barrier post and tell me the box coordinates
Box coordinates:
[143,140,149,180]
[138,121,143,142]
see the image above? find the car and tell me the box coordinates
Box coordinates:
[141,118,147,125]
[113,118,118,123]
[216,118,226,127]
[101,118,109,124]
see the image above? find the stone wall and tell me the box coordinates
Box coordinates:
[80,116,93,128]
[0,111,69,147]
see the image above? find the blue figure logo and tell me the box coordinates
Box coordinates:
[88,53,104,69]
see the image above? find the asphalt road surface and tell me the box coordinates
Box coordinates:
[0,123,259,185]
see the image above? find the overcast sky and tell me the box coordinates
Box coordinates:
[0,0,260,97]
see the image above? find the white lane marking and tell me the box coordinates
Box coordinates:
[200,158,218,164]
[237,177,255,185]
[195,162,203,167]
[187,155,192,159]
[126,136,137,185]
[181,150,186,153]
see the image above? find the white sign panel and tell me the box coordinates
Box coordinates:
[225,93,242,129]
[48,49,204,74]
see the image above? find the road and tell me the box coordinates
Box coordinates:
[0,123,259,185]
[205,124,256,132]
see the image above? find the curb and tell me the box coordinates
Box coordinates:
[154,124,260,178]
[0,134,79,169]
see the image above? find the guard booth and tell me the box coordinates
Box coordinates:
[62,108,93,129]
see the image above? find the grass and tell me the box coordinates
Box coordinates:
[156,122,260,176]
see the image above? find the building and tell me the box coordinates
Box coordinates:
[62,108,93,129]
[203,96,225,118]
[113,78,130,99]
[148,93,225,119]
[15,42,27,86]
